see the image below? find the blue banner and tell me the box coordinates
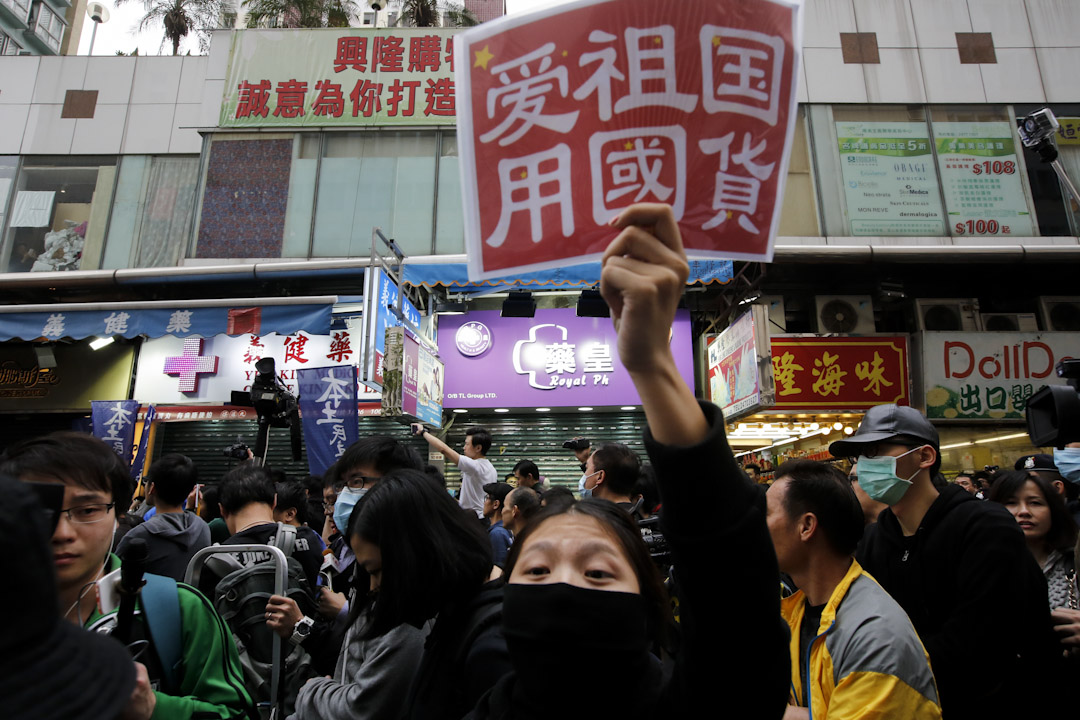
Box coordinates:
[91,400,140,466]
[130,405,156,481]
[0,303,332,342]
[298,365,359,477]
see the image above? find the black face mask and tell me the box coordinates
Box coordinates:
[503,583,653,696]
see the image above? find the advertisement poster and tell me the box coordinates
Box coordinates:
[934,122,1035,237]
[922,332,1076,419]
[455,0,803,279]
[382,327,444,426]
[362,267,423,389]
[708,310,762,417]
[220,29,460,128]
[770,336,909,410]
[836,121,945,236]
[438,308,693,408]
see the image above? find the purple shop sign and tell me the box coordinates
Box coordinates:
[438,309,694,409]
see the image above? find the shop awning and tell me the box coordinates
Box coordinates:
[0,296,337,342]
[403,258,732,291]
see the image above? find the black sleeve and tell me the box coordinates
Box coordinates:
[297,527,326,593]
[644,401,790,720]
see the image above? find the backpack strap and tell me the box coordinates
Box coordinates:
[270,522,296,557]
[141,573,182,694]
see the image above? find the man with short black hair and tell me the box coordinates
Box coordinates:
[274,479,316,533]
[744,463,762,482]
[832,404,1061,718]
[116,453,210,582]
[767,459,941,719]
[512,459,545,495]
[953,471,978,495]
[413,424,496,518]
[482,481,514,567]
[501,486,540,537]
[563,437,592,472]
[582,442,641,511]
[1,432,256,719]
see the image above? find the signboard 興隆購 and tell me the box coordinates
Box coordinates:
[922,332,1076,420]
[221,29,460,128]
[438,308,693,408]
[455,0,803,280]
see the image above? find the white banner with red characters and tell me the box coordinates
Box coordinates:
[455,0,803,280]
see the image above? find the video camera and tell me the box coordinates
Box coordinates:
[223,437,251,460]
[1026,359,1080,447]
[229,357,302,463]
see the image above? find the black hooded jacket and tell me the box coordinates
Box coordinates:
[857,484,1062,719]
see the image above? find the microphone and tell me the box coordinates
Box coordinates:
[113,538,147,646]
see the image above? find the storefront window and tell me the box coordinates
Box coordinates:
[937,426,1050,477]
[282,134,320,258]
[809,104,946,238]
[0,156,16,245]
[3,156,117,273]
[435,131,464,254]
[928,106,1039,239]
[103,155,200,269]
[312,131,437,259]
[778,107,819,237]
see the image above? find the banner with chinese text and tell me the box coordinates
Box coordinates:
[92,400,139,463]
[836,121,945,236]
[934,122,1035,237]
[298,365,359,476]
[130,405,156,481]
[221,29,460,127]
[770,336,909,410]
[922,332,1076,420]
[455,0,803,280]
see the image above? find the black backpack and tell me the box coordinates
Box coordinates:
[207,523,318,717]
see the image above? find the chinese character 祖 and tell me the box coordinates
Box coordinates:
[334,37,368,73]
[699,132,776,233]
[480,43,580,147]
[166,310,193,334]
[854,351,894,396]
[387,79,420,117]
[42,313,66,338]
[350,79,383,118]
[960,384,982,414]
[326,332,353,363]
[313,81,345,118]
[772,351,804,396]
[700,26,785,126]
[545,342,576,375]
[486,144,574,248]
[588,127,686,225]
[235,80,272,119]
[582,343,614,373]
[408,35,442,72]
[572,30,625,121]
[811,351,846,397]
[273,79,307,118]
[284,334,310,364]
[103,311,130,335]
[424,78,455,117]
[316,373,351,406]
[616,26,697,114]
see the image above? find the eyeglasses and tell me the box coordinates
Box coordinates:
[342,474,379,490]
[57,503,116,524]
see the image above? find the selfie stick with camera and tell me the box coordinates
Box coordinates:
[1017,108,1080,207]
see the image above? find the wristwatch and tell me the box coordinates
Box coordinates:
[290,615,315,646]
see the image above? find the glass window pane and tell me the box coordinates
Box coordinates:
[312,131,435,258]
[102,155,150,269]
[435,132,464,253]
[777,107,819,236]
[929,106,1038,238]
[282,133,319,257]
[811,104,946,237]
[135,157,200,266]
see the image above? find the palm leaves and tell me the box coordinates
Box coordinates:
[400,0,477,27]
[116,0,224,55]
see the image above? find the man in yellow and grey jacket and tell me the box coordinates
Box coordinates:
[767,459,941,719]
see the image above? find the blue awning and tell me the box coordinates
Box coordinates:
[0,298,335,342]
[403,259,732,291]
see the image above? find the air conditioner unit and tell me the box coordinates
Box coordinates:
[815,295,875,334]
[980,313,1038,332]
[756,295,787,334]
[1039,297,1080,331]
[916,298,981,332]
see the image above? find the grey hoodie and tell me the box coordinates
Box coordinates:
[115,511,211,582]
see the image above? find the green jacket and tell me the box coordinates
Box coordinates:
[86,554,257,720]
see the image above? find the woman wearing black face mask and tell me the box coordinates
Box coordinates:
[465,205,790,719]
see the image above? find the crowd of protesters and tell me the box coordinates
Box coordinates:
[2,204,1078,720]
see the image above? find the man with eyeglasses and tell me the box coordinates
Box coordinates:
[0,431,256,720]
[830,404,1063,719]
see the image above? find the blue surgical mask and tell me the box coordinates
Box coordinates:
[856,446,924,505]
[333,487,367,534]
[580,470,601,498]
[1054,448,1080,485]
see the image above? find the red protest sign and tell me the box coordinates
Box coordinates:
[455,0,802,281]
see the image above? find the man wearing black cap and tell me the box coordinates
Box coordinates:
[830,404,1061,719]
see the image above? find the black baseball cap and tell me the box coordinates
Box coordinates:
[563,437,591,451]
[829,404,940,458]
[483,481,513,505]
[1015,454,1058,472]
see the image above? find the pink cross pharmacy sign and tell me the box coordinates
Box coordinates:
[455,0,802,281]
